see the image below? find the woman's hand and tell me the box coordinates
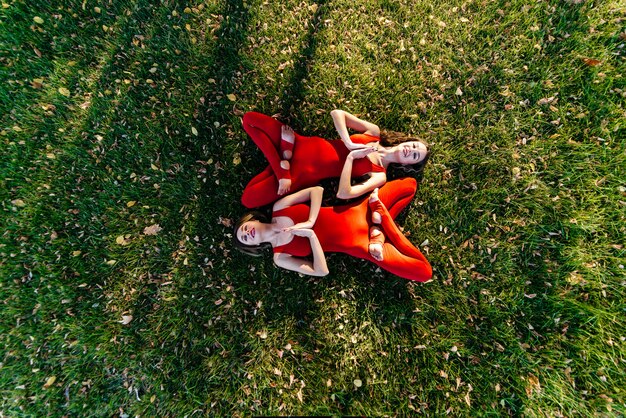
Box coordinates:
[348,146,377,160]
[283,221,314,232]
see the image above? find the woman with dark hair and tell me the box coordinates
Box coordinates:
[241,110,430,208]
[234,179,432,282]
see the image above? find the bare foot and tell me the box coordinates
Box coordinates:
[369,243,384,261]
[369,226,384,261]
[281,125,295,159]
[281,125,295,143]
[369,187,379,203]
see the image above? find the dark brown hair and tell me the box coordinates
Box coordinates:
[232,211,272,256]
[379,130,431,178]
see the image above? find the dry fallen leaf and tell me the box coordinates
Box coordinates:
[526,374,541,396]
[33,16,44,24]
[192,127,198,136]
[227,94,236,101]
[11,199,26,207]
[353,379,363,388]
[582,58,601,66]
[58,87,70,97]
[219,217,233,227]
[120,315,133,325]
[143,224,162,235]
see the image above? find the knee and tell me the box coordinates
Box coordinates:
[403,177,417,190]
[418,262,433,282]
[241,191,258,209]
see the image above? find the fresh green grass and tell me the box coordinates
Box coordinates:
[1,0,625,416]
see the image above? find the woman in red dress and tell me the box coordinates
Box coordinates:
[234,179,432,282]
[241,110,430,208]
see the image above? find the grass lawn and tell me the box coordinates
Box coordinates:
[1,0,625,416]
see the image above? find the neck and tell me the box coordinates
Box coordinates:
[379,146,397,165]
[258,222,279,243]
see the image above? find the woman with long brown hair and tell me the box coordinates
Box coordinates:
[241,110,430,208]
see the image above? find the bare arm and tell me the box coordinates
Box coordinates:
[330,109,380,150]
[273,186,323,229]
[273,230,329,276]
[336,149,387,200]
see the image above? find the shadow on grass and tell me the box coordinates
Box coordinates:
[278,0,330,125]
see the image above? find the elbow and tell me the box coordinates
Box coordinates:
[330,109,343,120]
[336,190,350,200]
[317,268,330,277]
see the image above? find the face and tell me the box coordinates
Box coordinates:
[395,141,427,165]
[237,220,262,246]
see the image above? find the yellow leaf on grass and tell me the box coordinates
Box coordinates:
[115,236,127,245]
[120,315,133,325]
[33,16,44,24]
[72,250,82,256]
[192,127,198,136]
[227,94,236,101]
[94,6,101,13]
[127,201,136,207]
[43,376,56,388]
[58,87,70,97]
[12,199,26,207]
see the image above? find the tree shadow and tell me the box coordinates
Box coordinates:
[277,0,330,125]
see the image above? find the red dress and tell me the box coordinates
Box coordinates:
[242,112,384,208]
[272,179,432,282]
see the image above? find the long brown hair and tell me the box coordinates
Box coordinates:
[379,130,431,178]
[232,211,272,256]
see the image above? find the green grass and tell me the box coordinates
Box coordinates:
[1,0,625,416]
